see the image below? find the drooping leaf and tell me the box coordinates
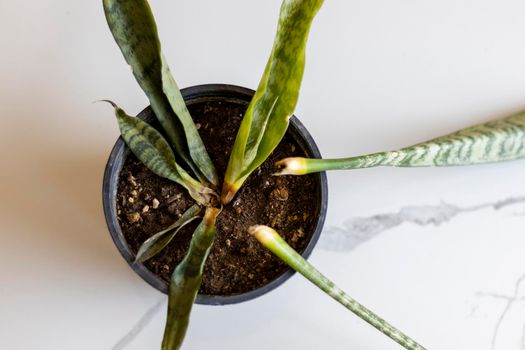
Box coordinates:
[276,110,525,175]
[107,101,212,205]
[221,0,324,204]
[135,204,201,263]
[103,0,218,186]
[249,225,427,350]
[162,207,221,350]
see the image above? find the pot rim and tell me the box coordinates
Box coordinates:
[102,84,328,305]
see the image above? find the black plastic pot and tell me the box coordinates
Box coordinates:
[103,84,328,305]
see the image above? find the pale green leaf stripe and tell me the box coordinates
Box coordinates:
[250,225,427,350]
[111,103,209,205]
[103,0,217,185]
[222,0,324,204]
[162,208,221,350]
[278,110,525,174]
[135,204,201,263]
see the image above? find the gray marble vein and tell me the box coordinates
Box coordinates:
[319,196,525,252]
[476,273,525,350]
[112,298,166,350]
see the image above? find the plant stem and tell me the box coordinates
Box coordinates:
[249,225,427,350]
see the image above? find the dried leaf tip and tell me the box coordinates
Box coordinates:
[95,99,119,109]
[274,157,307,175]
[248,225,277,245]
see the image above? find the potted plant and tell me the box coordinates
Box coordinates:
[104,83,328,304]
[101,0,525,349]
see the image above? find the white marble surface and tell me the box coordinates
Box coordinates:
[1,1,525,349]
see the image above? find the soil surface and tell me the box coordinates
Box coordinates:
[117,99,320,296]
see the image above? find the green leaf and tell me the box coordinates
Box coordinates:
[103,0,218,186]
[135,204,201,263]
[162,207,221,350]
[221,0,324,204]
[160,55,219,187]
[276,110,525,175]
[107,101,211,205]
[249,225,427,350]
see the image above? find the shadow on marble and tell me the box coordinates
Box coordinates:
[0,150,125,276]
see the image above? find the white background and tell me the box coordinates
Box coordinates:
[1,1,525,349]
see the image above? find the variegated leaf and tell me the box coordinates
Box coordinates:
[108,101,210,205]
[103,0,218,186]
[134,204,201,263]
[276,110,525,175]
[162,207,221,350]
[221,0,324,204]
[250,225,426,350]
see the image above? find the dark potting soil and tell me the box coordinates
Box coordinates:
[117,99,320,296]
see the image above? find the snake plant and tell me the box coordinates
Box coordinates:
[249,225,426,350]
[276,110,525,175]
[102,0,525,349]
[221,0,324,204]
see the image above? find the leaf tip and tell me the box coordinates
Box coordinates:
[274,157,307,175]
[94,99,119,109]
[133,255,144,265]
[248,225,277,245]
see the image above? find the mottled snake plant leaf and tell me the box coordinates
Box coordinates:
[134,204,201,264]
[221,0,324,204]
[103,0,218,186]
[162,207,221,350]
[107,101,212,205]
[249,225,427,350]
[276,110,525,175]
